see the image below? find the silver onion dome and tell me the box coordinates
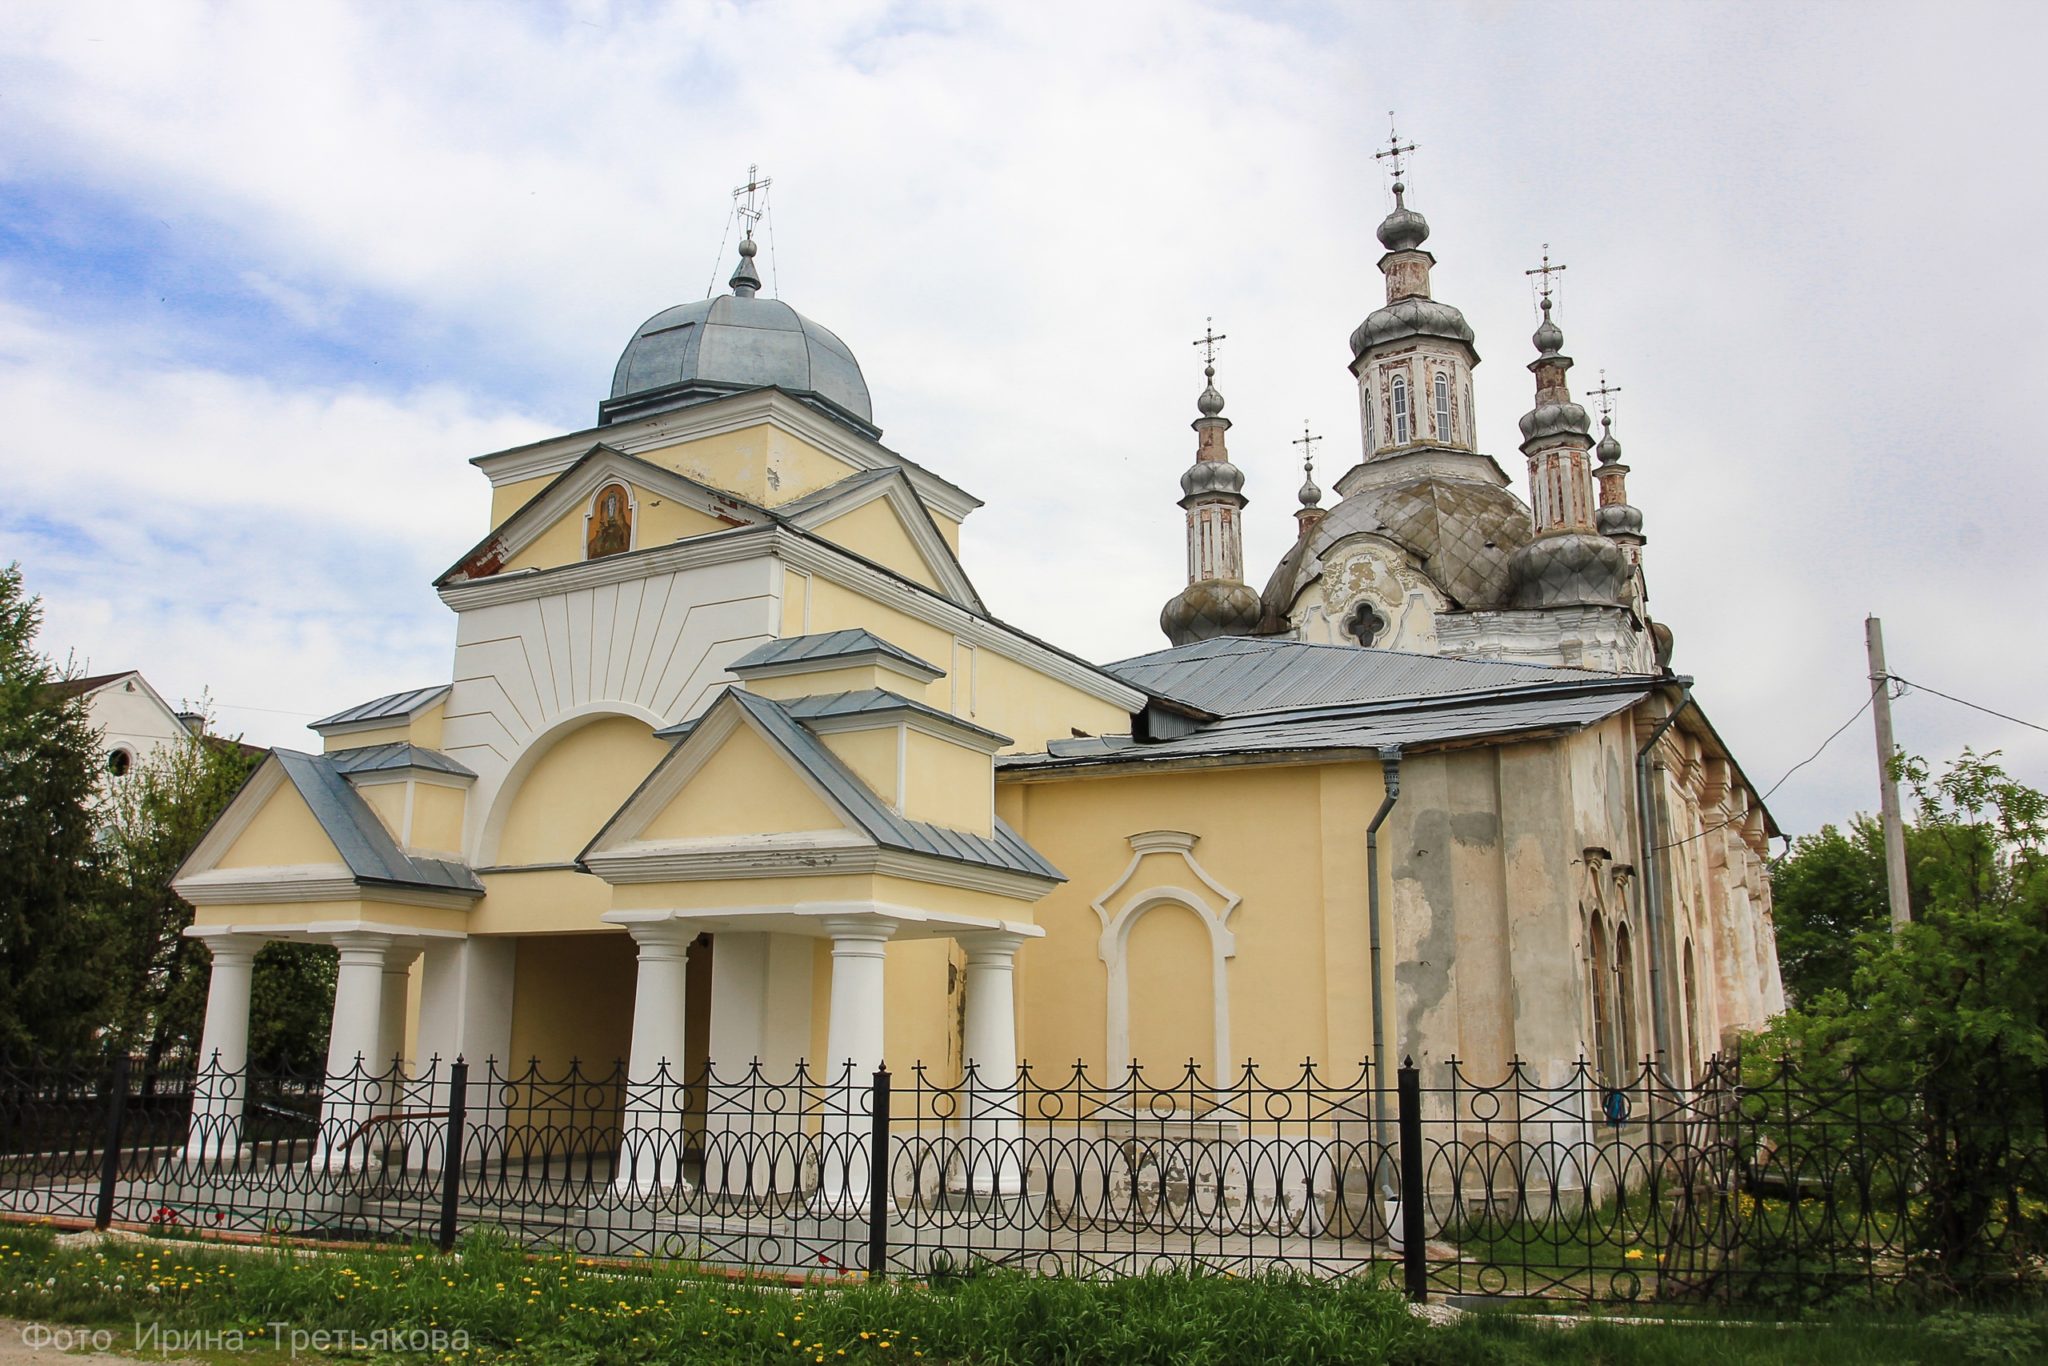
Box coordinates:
[1376,182,1431,253]
[1181,460,1246,500]
[1596,502,1644,538]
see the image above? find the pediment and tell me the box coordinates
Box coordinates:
[777,468,983,610]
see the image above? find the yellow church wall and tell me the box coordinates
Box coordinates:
[799,576,1130,751]
[902,730,992,837]
[490,474,555,528]
[469,868,614,935]
[930,512,961,555]
[604,872,1039,924]
[492,715,670,866]
[747,664,914,702]
[805,497,944,592]
[215,780,340,870]
[636,423,858,509]
[319,701,445,755]
[1127,904,1215,1080]
[501,482,731,575]
[885,937,959,1080]
[410,782,467,858]
[641,722,843,840]
[816,726,900,808]
[507,930,637,1075]
[185,898,469,937]
[354,782,406,844]
[1000,761,1352,1075]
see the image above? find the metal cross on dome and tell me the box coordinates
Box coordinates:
[733,164,773,235]
[1374,113,1416,184]
[1525,244,1567,305]
[1293,422,1322,476]
[1192,318,1227,366]
[1588,371,1623,421]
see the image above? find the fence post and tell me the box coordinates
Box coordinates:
[94,1054,132,1231]
[438,1058,469,1254]
[867,1065,891,1277]
[1396,1057,1427,1302]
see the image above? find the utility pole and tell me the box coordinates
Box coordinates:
[1866,616,1912,929]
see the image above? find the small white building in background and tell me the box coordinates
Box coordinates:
[54,670,198,781]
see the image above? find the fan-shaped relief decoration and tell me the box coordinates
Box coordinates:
[1089,830,1242,1083]
[585,482,636,560]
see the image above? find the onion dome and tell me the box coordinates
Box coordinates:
[1595,501,1644,539]
[1298,466,1322,510]
[1376,181,1431,253]
[601,234,875,433]
[1596,419,1624,466]
[1182,459,1246,499]
[1348,297,1477,359]
[1651,620,1675,669]
[1507,531,1633,609]
[1197,363,1226,417]
[1531,295,1565,357]
[1162,580,1265,647]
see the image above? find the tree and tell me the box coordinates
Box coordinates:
[0,563,109,1054]
[1769,816,1948,1006]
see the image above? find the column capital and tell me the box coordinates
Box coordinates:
[624,919,700,959]
[821,915,899,952]
[329,930,400,968]
[958,929,1029,966]
[197,933,266,968]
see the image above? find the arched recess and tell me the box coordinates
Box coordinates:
[478,705,671,867]
[1089,830,1241,1087]
[1614,922,1641,1072]
[1588,910,1615,1081]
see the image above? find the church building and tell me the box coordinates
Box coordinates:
[173,166,1785,1161]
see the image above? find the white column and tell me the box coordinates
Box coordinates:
[614,921,695,1194]
[184,935,263,1163]
[375,948,419,1076]
[816,916,895,1212]
[313,931,397,1174]
[957,931,1026,1197]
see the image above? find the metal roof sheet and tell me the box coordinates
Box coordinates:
[271,750,483,895]
[775,688,1012,746]
[728,628,943,679]
[1107,636,1612,716]
[325,742,478,779]
[310,685,451,731]
[727,690,1061,882]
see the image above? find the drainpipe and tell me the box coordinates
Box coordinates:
[1367,746,1402,1191]
[1634,688,1693,1085]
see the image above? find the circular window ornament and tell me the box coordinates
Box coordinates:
[107,748,132,778]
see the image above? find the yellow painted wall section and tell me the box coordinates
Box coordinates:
[641,721,844,841]
[605,872,1040,921]
[490,474,555,529]
[930,511,961,555]
[807,497,943,592]
[1001,761,1359,1073]
[508,932,637,1073]
[902,730,992,836]
[1128,904,1215,1081]
[354,782,406,844]
[319,701,445,755]
[801,577,1129,751]
[469,868,614,935]
[636,424,859,507]
[410,782,467,858]
[746,664,923,702]
[886,937,959,1078]
[817,726,900,809]
[500,482,732,575]
[185,899,469,937]
[216,778,342,870]
[494,715,669,865]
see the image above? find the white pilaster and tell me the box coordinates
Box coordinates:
[314,931,399,1174]
[376,948,421,1075]
[817,915,896,1212]
[614,920,696,1194]
[184,935,263,1162]
[957,930,1026,1197]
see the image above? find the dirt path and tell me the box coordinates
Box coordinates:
[0,1318,199,1364]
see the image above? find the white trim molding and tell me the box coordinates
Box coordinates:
[1088,830,1243,1076]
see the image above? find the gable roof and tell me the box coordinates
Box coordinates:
[773,467,985,612]
[311,684,451,733]
[47,669,143,698]
[1107,636,1618,717]
[268,750,483,895]
[325,742,477,779]
[728,628,944,680]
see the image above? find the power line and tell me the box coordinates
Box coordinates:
[1887,673,2048,738]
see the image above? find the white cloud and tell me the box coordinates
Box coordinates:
[2,0,2045,830]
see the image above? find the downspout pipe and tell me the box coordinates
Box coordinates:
[1367,746,1402,1192]
[1635,687,1693,1085]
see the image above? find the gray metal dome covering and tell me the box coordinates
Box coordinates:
[606,293,873,427]
[1349,297,1477,360]
[1263,478,1534,616]
[1162,579,1264,647]
[1506,532,1631,609]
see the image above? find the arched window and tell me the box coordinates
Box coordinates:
[585,483,633,560]
[1390,375,1410,445]
[1614,923,1640,1075]
[106,748,132,778]
[1434,372,1452,440]
[1588,912,1615,1080]
[1683,940,1701,1077]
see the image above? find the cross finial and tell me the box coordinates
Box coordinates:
[733,163,773,236]
[1588,370,1623,422]
[1292,422,1322,475]
[1525,244,1567,305]
[1192,317,1227,368]
[1374,112,1416,188]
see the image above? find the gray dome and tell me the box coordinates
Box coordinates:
[1506,532,1631,609]
[1596,429,1623,464]
[604,293,874,429]
[1263,477,1535,616]
[1349,296,1477,360]
[1518,400,1591,443]
[1377,207,1430,253]
[1162,580,1263,646]
[1181,460,1245,500]
[1596,502,1643,538]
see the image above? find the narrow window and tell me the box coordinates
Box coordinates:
[1683,940,1701,1076]
[1589,913,1615,1081]
[1390,375,1409,445]
[1615,923,1640,1076]
[1434,372,1452,440]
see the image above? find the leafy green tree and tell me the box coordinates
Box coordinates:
[0,563,108,1054]
[1770,816,1949,1005]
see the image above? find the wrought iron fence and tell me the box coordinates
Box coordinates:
[2,1051,2041,1303]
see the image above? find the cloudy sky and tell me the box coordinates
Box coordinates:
[3,0,2042,839]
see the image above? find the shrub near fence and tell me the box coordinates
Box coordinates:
[0,1050,2041,1304]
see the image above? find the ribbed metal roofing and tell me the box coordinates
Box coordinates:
[776,688,1012,746]
[1108,637,1604,717]
[325,742,478,779]
[270,750,483,894]
[726,690,1060,881]
[310,685,451,731]
[728,629,943,679]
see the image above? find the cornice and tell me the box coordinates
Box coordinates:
[435,524,780,610]
[582,834,1053,901]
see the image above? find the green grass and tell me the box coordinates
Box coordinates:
[0,1221,2043,1364]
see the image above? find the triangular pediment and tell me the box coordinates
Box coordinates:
[438,444,774,585]
[777,468,984,610]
